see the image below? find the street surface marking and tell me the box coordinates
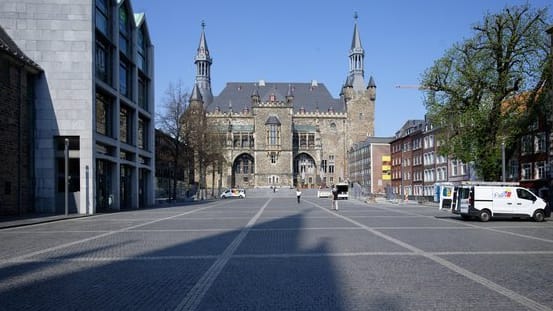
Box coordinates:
[308,201,553,311]
[373,204,553,244]
[7,250,553,264]
[174,198,272,311]
[0,203,224,264]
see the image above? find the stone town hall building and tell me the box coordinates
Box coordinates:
[194,18,376,189]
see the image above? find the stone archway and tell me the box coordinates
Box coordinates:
[232,153,254,188]
[294,153,317,188]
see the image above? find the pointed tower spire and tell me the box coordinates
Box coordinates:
[251,83,260,105]
[286,83,294,104]
[348,12,365,91]
[367,76,376,100]
[189,83,203,106]
[367,76,376,88]
[195,21,213,106]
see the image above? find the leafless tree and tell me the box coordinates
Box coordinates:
[181,101,227,199]
[155,81,189,200]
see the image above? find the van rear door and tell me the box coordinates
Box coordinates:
[439,185,454,210]
[454,186,471,215]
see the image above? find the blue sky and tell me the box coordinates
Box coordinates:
[131,0,551,137]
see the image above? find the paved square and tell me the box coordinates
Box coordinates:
[1,196,552,311]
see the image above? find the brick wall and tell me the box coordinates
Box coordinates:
[0,60,34,216]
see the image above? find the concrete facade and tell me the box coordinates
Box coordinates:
[347,137,392,195]
[0,0,155,214]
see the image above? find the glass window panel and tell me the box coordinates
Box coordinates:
[95,0,109,36]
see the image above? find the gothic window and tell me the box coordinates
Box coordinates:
[299,134,307,148]
[308,134,315,148]
[265,116,281,146]
[267,124,280,146]
[321,160,327,173]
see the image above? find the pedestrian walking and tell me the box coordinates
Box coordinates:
[331,185,339,211]
[296,188,302,204]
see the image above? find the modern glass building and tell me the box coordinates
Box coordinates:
[0,0,155,214]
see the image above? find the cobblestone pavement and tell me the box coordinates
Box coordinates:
[1,196,553,311]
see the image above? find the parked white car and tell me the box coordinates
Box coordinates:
[317,188,331,198]
[220,188,246,199]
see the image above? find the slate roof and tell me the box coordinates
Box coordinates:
[394,119,425,138]
[0,25,41,70]
[351,136,394,150]
[211,82,344,113]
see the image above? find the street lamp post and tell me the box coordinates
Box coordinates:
[502,140,506,182]
[64,138,69,216]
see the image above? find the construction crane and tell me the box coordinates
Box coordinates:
[396,85,419,89]
[395,85,435,90]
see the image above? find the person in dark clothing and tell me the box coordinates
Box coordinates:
[331,185,338,211]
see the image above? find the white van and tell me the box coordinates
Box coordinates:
[336,183,349,200]
[440,183,550,222]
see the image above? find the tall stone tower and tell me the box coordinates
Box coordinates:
[342,14,376,147]
[194,21,213,106]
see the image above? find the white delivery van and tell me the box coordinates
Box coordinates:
[440,182,550,222]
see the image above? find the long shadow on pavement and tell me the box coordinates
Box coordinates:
[0,204,348,311]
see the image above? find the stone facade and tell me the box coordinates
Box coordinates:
[195,17,376,189]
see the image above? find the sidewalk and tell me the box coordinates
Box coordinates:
[0,201,205,230]
[0,213,87,229]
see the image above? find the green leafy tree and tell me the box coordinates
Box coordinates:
[421,4,551,180]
